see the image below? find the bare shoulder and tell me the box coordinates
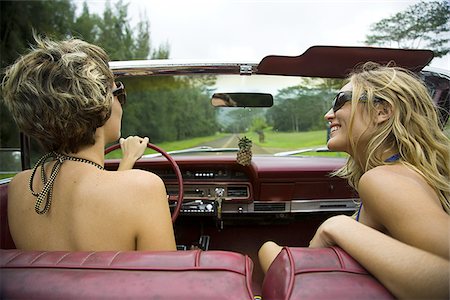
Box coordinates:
[99,170,175,250]
[103,169,165,193]
[115,169,164,186]
[7,170,32,195]
[8,169,31,184]
[359,164,444,222]
[359,164,433,198]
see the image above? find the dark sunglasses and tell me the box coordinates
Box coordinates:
[112,81,126,106]
[331,91,382,113]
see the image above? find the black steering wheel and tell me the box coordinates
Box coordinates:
[104,142,184,223]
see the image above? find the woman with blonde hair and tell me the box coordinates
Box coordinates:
[259,62,449,298]
[2,36,176,251]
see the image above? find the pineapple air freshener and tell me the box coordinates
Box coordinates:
[236,136,252,166]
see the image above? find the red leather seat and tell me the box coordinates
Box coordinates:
[262,246,394,299]
[1,249,255,299]
[0,183,15,249]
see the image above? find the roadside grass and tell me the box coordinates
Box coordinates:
[105,130,349,159]
[105,133,228,159]
[0,174,15,180]
[247,129,328,148]
[245,129,347,158]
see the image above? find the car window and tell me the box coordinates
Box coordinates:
[104,74,347,159]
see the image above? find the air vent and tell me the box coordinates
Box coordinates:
[254,203,287,212]
[227,186,248,197]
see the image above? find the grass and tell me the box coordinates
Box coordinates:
[2,130,343,166]
[0,174,15,180]
[244,129,347,158]
[247,129,328,148]
[104,130,349,158]
[105,133,228,159]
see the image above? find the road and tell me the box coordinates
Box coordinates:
[200,134,271,154]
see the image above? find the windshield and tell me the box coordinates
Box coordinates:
[106,73,348,159]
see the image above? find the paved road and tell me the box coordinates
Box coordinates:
[200,134,271,154]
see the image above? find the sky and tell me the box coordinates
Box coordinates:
[77,0,449,69]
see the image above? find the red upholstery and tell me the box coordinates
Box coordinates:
[1,249,255,299]
[262,246,394,299]
[0,182,15,249]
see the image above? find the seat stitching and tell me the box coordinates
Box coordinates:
[108,251,122,266]
[55,252,72,265]
[3,250,24,265]
[195,250,201,267]
[80,252,96,266]
[29,252,48,265]
[285,247,295,300]
[331,246,345,269]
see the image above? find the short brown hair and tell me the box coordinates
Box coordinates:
[2,36,114,153]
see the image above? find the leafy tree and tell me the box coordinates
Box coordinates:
[73,2,101,44]
[365,0,450,57]
[1,0,77,148]
[221,108,266,134]
[266,79,338,132]
[0,0,158,148]
[119,76,218,143]
[0,0,76,68]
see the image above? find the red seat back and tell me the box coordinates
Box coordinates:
[262,246,394,300]
[0,182,16,249]
[1,249,255,299]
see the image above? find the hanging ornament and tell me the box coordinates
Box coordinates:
[237,136,252,166]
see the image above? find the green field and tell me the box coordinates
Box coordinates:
[247,129,328,148]
[2,130,344,178]
[105,129,347,158]
[0,174,14,180]
[105,133,229,158]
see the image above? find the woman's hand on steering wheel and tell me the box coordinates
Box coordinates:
[118,136,149,171]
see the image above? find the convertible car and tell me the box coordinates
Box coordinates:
[1,46,449,299]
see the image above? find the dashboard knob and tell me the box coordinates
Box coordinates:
[215,187,225,197]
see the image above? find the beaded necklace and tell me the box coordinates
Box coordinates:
[29,152,104,214]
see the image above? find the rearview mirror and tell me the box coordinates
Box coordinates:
[211,93,273,107]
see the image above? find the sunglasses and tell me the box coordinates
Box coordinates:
[112,81,126,106]
[331,91,382,113]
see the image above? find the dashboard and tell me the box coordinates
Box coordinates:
[105,155,358,217]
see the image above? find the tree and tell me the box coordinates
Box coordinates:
[120,76,218,143]
[365,1,450,57]
[0,0,77,148]
[266,78,339,132]
[0,0,158,148]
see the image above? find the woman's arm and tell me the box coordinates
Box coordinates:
[123,170,176,251]
[117,136,149,171]
[310,215,449,299]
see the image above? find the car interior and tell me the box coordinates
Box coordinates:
[1,46,448,299]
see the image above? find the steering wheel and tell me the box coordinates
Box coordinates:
[104,142,184,223]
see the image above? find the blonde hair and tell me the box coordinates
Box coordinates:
[334,62,450,213]
[1,36,114,153]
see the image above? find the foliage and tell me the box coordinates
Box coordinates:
[0,0,163,148]
[1,0,76,147]
[266,78,339,132]
[120,76,218,143]
[251,116,268,132]
[220,108,267,133]
[365,0,450,57]
[218,78,342,135]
